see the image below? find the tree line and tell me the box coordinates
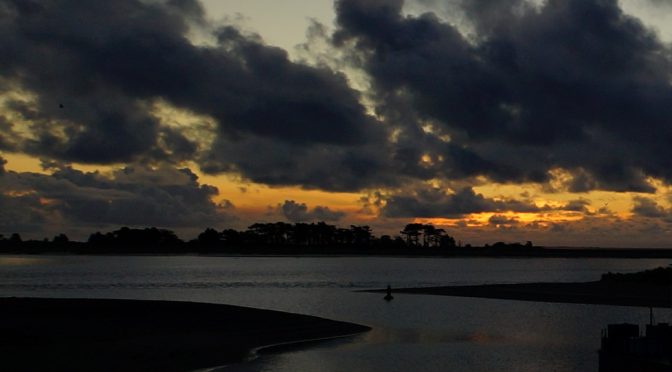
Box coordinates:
[0,222,540,255]
[0,222,464,254]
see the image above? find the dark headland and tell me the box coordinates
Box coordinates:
[0,298,370,372]
[366,267,672,308]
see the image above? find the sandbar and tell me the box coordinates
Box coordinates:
[0,297,370,371]
[367,281,672,308]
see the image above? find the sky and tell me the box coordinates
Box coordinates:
[3,0,672,247]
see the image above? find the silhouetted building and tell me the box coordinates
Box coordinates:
[599,323,672,371]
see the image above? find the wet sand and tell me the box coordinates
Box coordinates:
[0,297,370,371]
[367,281,672,308]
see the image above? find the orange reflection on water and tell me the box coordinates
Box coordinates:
[363,327,504,345]
[0,257,50,266]
[464,331,499,344]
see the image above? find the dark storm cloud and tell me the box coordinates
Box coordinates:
[629,196,672,226]
[382,187,541,218]
[0,116,16,152]
[334,0,672,192]
[631,196,667,218]
[562,199,592,212]
[0,163,234,234]
[6,0,672,196]
[0,0,187,163]
[0,0,391,190]
[279,200,345,222]
[488,214,519,227]
[200,135,396,191]
[0,192,49,234]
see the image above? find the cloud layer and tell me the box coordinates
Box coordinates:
[3,0,672,244]
[279,200,345,222]
[0,157,234,236]
[0,0,392,191]
[334,0,672,192]
[382,187,542,218]
[4,0,672,194]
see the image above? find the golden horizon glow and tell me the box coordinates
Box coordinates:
[2,152,654,227]
[4,150,672,247]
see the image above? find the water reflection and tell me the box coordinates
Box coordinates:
[363,327,504,345]
[0,256,51,266]
[1,255,671,371]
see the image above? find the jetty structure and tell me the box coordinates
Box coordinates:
[599,322,672,371]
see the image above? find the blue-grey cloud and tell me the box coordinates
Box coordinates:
[562,199,592,213]
[0,161,235,235]
[334,0,672,192]
[632,196,667,218]
[382,187,541,218]
[488,214,519,227]
[3,0,672,197]
[0,0,391,191]
[279,200,345,222]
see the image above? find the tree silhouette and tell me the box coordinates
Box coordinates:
[400,223,423,246]
[351,225,372,246]
[52,234,69,245]
[421,224,436,247]
[9,233,22,244]
[439,234,456,248]
[197,228,220,247]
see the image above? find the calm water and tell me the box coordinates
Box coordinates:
[1,255,670,371]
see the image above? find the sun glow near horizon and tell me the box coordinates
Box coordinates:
[1,151,662,246]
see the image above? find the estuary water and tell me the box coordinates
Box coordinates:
[0,255,670,371]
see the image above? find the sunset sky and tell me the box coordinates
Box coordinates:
[3,0,672,247]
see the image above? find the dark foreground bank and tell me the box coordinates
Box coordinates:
[0,298,370,372]
[368,281,672,308]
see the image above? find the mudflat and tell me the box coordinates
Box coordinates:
[369,281,672,308]
[0,297,370,371]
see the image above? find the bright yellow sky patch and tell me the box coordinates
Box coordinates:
[2,153,44,173]
[473,182,636,215]
[198,171,362,209]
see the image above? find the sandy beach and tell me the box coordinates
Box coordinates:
[368,281,672,308]
[0,297,370,371]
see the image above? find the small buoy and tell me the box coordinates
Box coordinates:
[384,285,394,301]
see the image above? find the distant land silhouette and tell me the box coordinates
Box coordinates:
[2,222,672,257]
[368,266,672,308]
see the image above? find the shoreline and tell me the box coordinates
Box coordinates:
[0,297,370,371]
[4,251,672,259]
[364,281,672,308]
[196,331,368,371]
